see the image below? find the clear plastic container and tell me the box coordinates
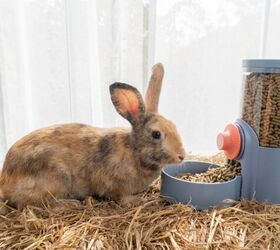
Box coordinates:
[241,60,280,147]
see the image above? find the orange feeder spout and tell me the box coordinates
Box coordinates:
[217,123,241,160]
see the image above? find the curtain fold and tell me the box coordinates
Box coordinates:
[0,0,279,165]
[0,0,154,165]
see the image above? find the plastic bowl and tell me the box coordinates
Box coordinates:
[160,161,241,210]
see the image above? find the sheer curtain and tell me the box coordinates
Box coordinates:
[0,0,280,166]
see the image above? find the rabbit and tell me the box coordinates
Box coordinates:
[0,63,185,213]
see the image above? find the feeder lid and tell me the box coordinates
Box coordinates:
[243,59,280,73]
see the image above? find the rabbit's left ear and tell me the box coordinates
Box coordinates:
[110,82,146,125]
[145,63,164,113]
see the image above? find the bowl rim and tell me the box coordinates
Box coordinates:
[162,160,241,185]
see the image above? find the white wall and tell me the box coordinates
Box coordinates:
[155,0,280,154]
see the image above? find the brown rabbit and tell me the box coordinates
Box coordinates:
[0,63,185,213]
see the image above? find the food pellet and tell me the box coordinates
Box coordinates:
[175,160,241,183]
[242,73,280,147]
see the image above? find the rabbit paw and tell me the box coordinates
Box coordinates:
[120,195,144,207]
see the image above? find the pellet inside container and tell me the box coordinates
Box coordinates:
[242,73,280,147]
[175,160,241,183]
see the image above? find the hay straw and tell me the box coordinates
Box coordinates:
[0,153,280,249]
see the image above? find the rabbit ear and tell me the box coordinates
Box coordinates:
[145,63,164,113]
[110,82,146,125]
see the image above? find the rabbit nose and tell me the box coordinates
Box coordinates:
[178,155,185,161]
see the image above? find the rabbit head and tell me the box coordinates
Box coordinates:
[110,63,185,170]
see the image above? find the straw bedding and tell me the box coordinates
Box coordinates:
[0,154,280,249]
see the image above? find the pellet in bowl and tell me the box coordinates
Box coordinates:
[175,160,241,183]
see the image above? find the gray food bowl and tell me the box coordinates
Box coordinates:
[161,161,241,210]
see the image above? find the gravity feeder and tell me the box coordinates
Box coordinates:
[217,59,280,203]
[161,59,280,209]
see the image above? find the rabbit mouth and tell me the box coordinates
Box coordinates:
[148,151,175,165]
[140,155,179,171]
[139,150,175,170]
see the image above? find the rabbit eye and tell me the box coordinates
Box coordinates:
[152,130,161,140]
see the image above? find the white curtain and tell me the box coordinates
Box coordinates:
[0,0,280,166]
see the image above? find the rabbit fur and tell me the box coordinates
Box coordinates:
[0,63,185,213]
